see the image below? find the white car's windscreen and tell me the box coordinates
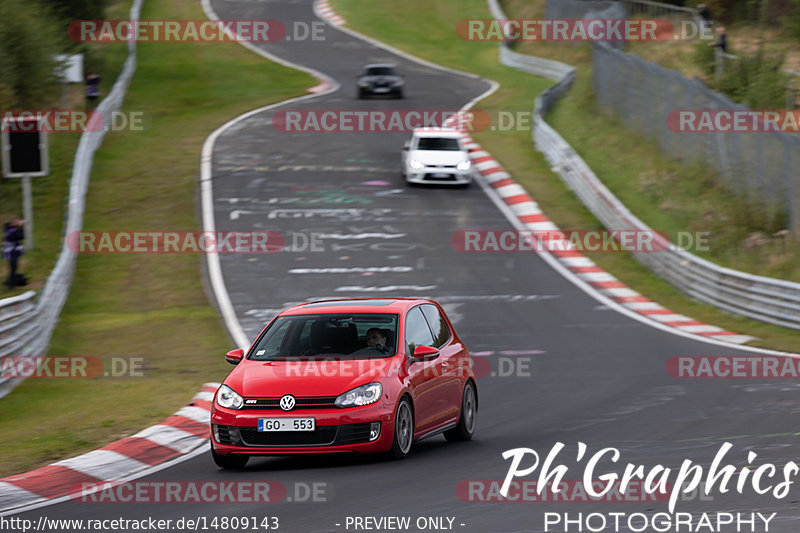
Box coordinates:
[416,137,461,151]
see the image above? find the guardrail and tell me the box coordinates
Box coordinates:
[487,0,800,331]
[0,0,144,398]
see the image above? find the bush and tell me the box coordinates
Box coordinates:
[693,40,717,78]
[784,0,800,39]
[39,0,110,33]
[0,0,67,109]
[713,48,790,108]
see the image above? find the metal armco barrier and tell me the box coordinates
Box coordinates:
[0,0,145,398]
[487,0,800,331]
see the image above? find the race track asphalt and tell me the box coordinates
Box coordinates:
[12,1,800,531]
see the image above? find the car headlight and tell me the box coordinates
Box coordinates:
[457,160,472,171]
[216,385,244,409]
[335,382,382,408]
[408,159,423,170]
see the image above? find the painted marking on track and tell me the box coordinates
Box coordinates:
[288,266,414,274]
[316,233,406,239]
[266,208,392,219]
[471,350,545,356]
[214,164,394,173]
[675,433,800,443]
[433,294,561,302]
[335,285,437,291]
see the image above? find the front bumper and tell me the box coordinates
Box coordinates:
[361,84,402,95]
[406,166,473,185]
[211,404,395,455]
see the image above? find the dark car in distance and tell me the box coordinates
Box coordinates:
[357,63,404,99]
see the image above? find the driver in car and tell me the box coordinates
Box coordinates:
[365,328,390,354]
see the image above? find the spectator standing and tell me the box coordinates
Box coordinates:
[711,26,728,53]
[85,73,101,109]
[3,216,26,290]
[697,4,712,30]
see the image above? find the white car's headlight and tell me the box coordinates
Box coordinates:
[408,159,424,170]
[335,382,382,408]
[216,385,244,409]
[457,160,472,171]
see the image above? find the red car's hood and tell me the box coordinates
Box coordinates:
[225,357,400,397]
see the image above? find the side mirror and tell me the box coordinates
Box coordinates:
[411,345,439,361]
[225,348,244,365]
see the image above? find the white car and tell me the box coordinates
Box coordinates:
[401,128,473,186]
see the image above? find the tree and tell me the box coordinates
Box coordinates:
[39,0,109,26]
[0,0,66,109]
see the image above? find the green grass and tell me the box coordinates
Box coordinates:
[331,0,800,352]
[506,0,800,282]
[0,0,314,476]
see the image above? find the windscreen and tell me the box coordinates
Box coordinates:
[365,66,396,76]
[416,137,461,151]
[248,313,399,360]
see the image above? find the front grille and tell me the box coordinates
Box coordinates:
[242,397,338,410]
[240,426,338,446]
[233,422,374,447]
[424,173,457,181]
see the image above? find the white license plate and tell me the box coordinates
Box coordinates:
[258,418,315,432]
[373,87,390,92]
[430,173,451,178]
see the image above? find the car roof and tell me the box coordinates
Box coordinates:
[411,127,463,138]
[280,298,436,315]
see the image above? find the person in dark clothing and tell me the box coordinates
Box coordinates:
[710,26,727,53]
[3,216,26,290]
[85,73,101,109]
[697,4,712,30]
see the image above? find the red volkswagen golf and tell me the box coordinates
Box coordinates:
[210,298,477,468]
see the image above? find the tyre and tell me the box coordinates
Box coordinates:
[444,380,477,442]
[358,88,367,99]
[211,441,249,469]
[395,89,404,99]
[390,397,414,459]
